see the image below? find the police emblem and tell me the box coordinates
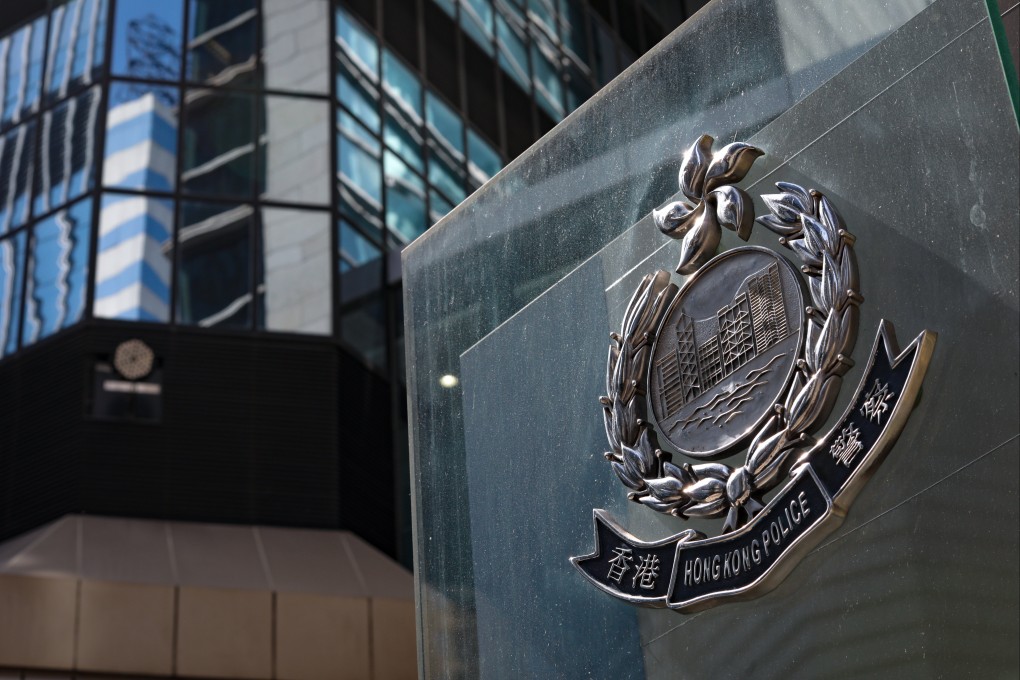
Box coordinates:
[571,135,936,612]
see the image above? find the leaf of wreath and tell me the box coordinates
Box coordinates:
[602,180,861,533]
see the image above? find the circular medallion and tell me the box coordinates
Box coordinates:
[648,247,804,458]
[113,339,155,381]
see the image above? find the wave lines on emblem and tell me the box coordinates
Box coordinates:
[668,352,787,432]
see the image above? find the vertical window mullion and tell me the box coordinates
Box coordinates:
[172,0,191,324]
[18,5,57,349]
[329,1,341,342]
[84,0,117,322]
[251,0,264,330]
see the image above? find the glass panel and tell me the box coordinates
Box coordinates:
[0,121,37,234]
[260,95,330,205]
[338,111,384,243]
[496,11,530,91]
[336,1,380,128]
[433,0,457,19]
[383,51,425,172]
[461,0,495,55]
[425,91,464,155]
[186,0,258,86]
[467,129,501,184]
[258,207,331,334]
[531,38,563,120]
[340,219,381,269]
[429,187,454,225]
[262,0,330,93]
[93,192,173,321]
[33,85,102,216]
[382,50,422,118]
[527,0,558,41]
[427,149,466,206]
[384,150,426,247]
[0,232,26,357]
[181,89,254,197]
[45,0,109,100]
[590,14,618,86]
[557,0,587,62]
[341,291,386,370]
[22,197,92,345]
[337,7,379,74]
[104,81,179,192]
[339,218,382,304]
[565,63,591,111]
[111,0,183,81]
[404,1,1019,676]
[1,15,47,131]
[384,113,424,173]
[338,110,383,204]
[175,200,252,328]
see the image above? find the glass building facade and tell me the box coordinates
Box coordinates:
[0,0,699,564]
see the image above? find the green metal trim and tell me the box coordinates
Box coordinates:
[985,0,1020,125]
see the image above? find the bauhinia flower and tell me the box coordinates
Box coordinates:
[652,135,764,274]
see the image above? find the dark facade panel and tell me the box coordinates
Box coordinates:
[0,324,349,543]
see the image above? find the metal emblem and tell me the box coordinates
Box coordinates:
[571,135,936,612]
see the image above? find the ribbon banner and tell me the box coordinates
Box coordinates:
[572,322,936,612]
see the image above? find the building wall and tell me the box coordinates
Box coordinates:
[0,0,698,563]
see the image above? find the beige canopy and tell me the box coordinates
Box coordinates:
[0,515,415,679]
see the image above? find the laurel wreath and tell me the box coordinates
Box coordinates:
[603,139,862,533]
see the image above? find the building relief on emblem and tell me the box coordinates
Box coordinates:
[648,249,804,458]
[573,134,937,613]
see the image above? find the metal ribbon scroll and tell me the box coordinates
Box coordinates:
[572,322,935,612]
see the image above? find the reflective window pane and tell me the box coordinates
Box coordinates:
[34,85,102,216]
[338,111,383,205]
[496,12,529,91]
[336,7,380,132]
[467,129,501,184]
[0,232,26,357]
[338,112,383,243]
[461,0,495,56]
[261,95,330,205]
[93,193,173,322]
[337,49,380,132]
[104,81,179,192]
[429,188,454,225]
[340,219,382,273]
[0,121,37,233]
[528,0,558,41]
[558,0,587,62]
[591,15,618,87]
[383,50,422,118]
[181,89,254,197]
[531,39,563,120]
[384,150,426,247]
[433,0,456,19]
[425,91,463,155]
[186,0,258,86]
[384,113,424,174]
[176,200,252,328]
[111,0,183,81]
[341,292,386,370]
[337,8,378,74]
[262,0,330,93]
[259,208,331,334]
[45,0,109,100]
[427,149,466,206]
[565,63,592,111]
[22,197,92,345]
[1,16,47,130]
